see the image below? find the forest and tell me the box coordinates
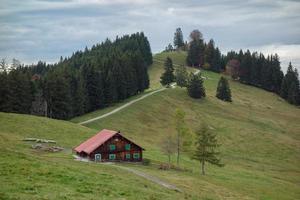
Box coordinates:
[0,32,152,119]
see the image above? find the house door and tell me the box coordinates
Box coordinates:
[95,154,101,162]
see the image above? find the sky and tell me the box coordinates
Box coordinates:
[0,0,300,72]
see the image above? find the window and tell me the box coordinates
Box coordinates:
[109,144,116,151]
[95,154,101,162]
[125,144,131,151]
[109,154,116,160]
[125,153,131,159]
[133,153,140,159]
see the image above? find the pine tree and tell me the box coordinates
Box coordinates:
[174,28,184,50]
[0,71,9,112]
[44,70,72,119]
[187,30,205,67]
[187,40,205,67]
[160,57,175,86]
[239,50,252,83]
[216,76,232,102]
[193,125,223,175]
[280,62,300,105]
[175,65,188,87]
[187,72,206,98]
[204,39,215,67]
[211,47,221,72]
[6,69,33,114]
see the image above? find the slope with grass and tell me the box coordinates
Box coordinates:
[1,51,300,200]
[0,113,187,200]
[73,51,300,199]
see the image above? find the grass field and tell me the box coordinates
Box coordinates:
[1,51,300,199]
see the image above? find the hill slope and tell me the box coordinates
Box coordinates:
[1,51,300,200]
[73,51,300,199]
[0,113,185,200]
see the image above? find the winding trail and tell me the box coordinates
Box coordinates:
[114,164,182,192]
[73,155,181,192]
[78,68,200,125]
[78,84,175,125]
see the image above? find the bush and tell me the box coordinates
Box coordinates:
[142,158,151,166]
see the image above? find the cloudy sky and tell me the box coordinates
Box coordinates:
[1,0,300,72]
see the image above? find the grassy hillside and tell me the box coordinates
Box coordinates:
[1,51,300,200]
[0,113,186,200]
[73,51,300,199]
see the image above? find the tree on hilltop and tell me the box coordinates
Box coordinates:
[174,28,184,50]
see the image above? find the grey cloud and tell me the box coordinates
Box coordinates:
[0,0,299,71]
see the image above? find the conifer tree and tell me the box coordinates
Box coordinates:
[187,72,206,98]
[211,47,221,72]
[44,70,72,119]
[193,125,223,175]
[187,30,205,67]
[216,76,232,102]
[174,28,184,50]
[0,71,9,112]
[160,57,175,86]
[204,39,215,67]
[175,65,188,87]
[6,69,33,114]
[280,62,300,105]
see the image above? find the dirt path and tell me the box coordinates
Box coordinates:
[78,67,200,125]
[73,155,181,192]
[78,85,174,125]
[114,164,182,192]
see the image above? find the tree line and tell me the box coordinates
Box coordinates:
[0,32,152,119]
[166,28,300,106]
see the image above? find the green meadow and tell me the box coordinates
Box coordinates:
[1,51,299,200]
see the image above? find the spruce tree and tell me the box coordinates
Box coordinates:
[216,76,232,102]
[280,62,300,105]
[174,28,184,50]
[160,57,175,86]
[211,47,221,72]
[44,70,72,119]
[193,125,223,175]
[0,71,9,112]
[175,65,188,87]
[187,72,206,98]
[204,39,215,67]
[187,30,205,67]
[6,69,33,114]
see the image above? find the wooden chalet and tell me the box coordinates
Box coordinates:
[74,129,144,162]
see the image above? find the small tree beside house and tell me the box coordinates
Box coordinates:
[160,57,175,86]
[161,134,176,169]
[193,125,223,175]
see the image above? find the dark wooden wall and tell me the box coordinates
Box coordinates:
[89,134,143,162]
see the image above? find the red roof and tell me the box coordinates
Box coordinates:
[74,129,118,154]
